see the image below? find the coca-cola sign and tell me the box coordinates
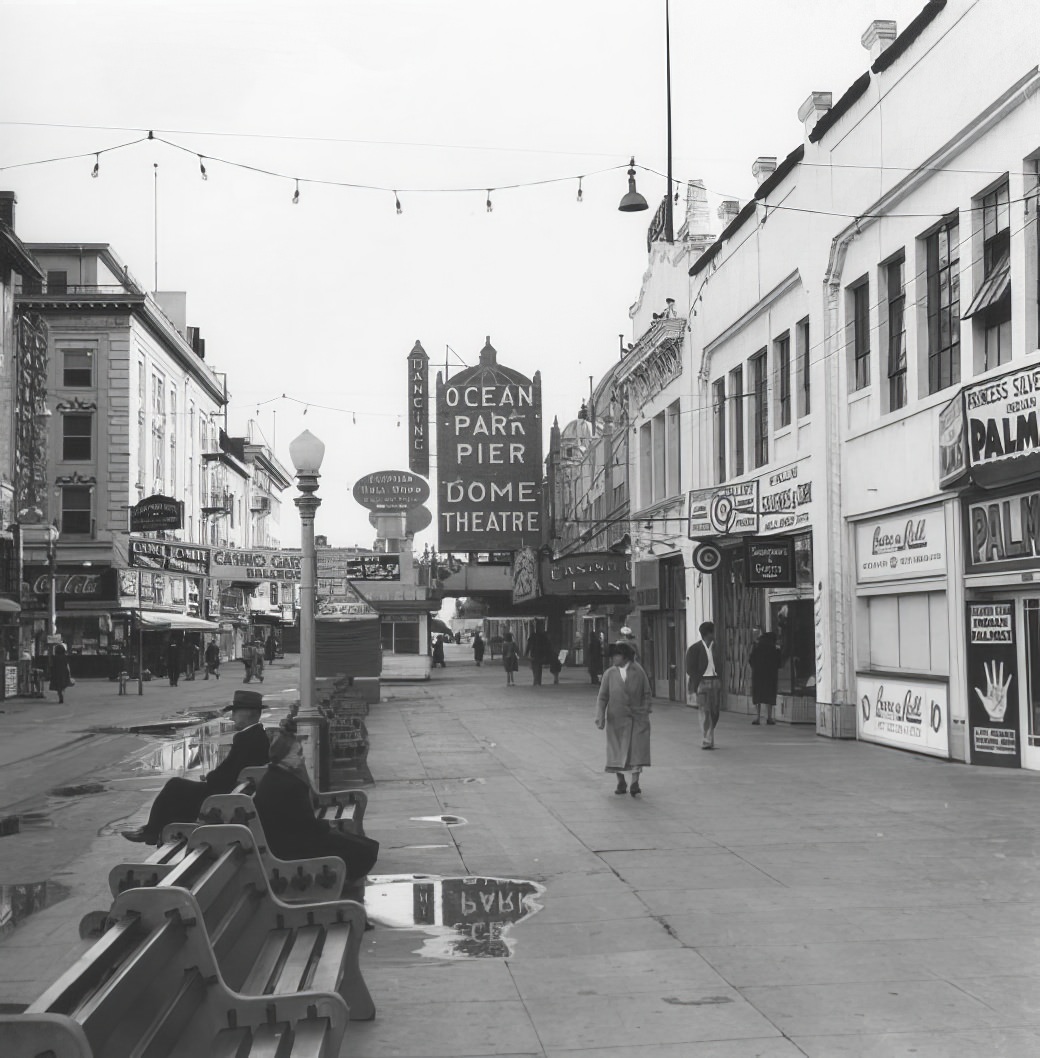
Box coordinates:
[22,566,118,607]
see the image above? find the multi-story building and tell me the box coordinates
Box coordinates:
[679,0,1040,768]
[15,244,228,676]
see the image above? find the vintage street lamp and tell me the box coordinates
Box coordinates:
[289,429,325,784]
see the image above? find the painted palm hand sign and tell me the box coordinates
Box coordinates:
[974,660,1013,722]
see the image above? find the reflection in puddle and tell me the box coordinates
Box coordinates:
[131,710,281,776]
[365,873,544,958]
[410,815,467,826]
[0,881,71,938]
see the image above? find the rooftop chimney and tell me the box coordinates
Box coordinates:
[717,200,740,227]
[0,191,15,229]
[861,19,897,61]
[798,92,833,136]
[752,157,778,186]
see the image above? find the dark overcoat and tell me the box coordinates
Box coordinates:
[595,662,652,771]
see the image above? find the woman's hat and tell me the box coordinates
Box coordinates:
[609,641,635,660]
[221,689,264,713]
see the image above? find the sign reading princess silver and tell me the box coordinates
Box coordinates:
[961,361,1040,488]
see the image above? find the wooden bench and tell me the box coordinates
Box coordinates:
[237,766,368,836]
[0,882,351,1058]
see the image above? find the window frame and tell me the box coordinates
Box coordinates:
[61,486,92,535]
[775,332,791,429]
[730,365,744,477]
[62,412,93,461]
[925,212,961,394]
[61,348,94,388]
[796,317,811,417]
[750,350,768,469]
[713,378,727,484]
[886,256,907,411]
[848,278,871,392]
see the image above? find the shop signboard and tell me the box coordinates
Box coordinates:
[210,547,303,582]
[436,348,543,552]
[962,362,1040,488]
[856,674,950,758]
[129,494,182,532]
[128,537,210,576]
[687,482,759,537]
[344,555,401,581]
[966,600,1021,766]
[353,471,430,513]
[407,341,430,478]
[758,462,813,535]
[964,485,1040,575]
[745,539,796,587]
[542,552,630,599]
[4,665,18,698]
[855,505,948,582]
[22,566,118,607]
[938,390,969,488]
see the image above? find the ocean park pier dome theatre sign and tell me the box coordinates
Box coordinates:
[436,337,542,552]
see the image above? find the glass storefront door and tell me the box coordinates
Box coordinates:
[1020,598,1040,770]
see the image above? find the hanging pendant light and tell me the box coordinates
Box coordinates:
[617,157,648,213]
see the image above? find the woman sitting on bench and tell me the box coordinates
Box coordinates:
[122,689,269,844]
[254,720,379,886]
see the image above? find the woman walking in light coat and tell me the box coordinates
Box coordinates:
[594,640,652,797]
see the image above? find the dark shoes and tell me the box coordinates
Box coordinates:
[766,718,775,725]
[121,826,156,844]
[614,776,627,795]
[751,718,760,725]
[629,780,641,797]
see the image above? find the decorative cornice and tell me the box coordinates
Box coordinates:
[55,397,98,413]
[54,472,96,487]
[616,316,686,411]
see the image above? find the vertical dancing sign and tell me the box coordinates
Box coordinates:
[407,340,430,478]
[436,337,542,552]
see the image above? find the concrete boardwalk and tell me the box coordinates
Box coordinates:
[3,646,1040,1055]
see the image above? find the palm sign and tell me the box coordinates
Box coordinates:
[974,660,1013,722]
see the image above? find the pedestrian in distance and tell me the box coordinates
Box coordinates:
[749,626,781,725]
[254,719,379,888]
[548,641,563,684]
[595,641,652,797]
[121,689,269,845]
[587,630,604,685]
[49,642,73,704]
[242,639,255,683]
[472,631,485,666]
[432,634,446,668]
[264,635,276,666]
[252,638,265,683]
[204,638,221,680]
[185,638,200,681]
[526,623,551,686]
[502,631,519,686]
[167,635,181,687]
[686,620,722,750]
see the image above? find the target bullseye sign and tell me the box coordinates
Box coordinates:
[691,543,723,574]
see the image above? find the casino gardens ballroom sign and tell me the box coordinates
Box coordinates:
[436,338,542,552]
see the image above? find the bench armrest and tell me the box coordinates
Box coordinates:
[0,1013,92,1058]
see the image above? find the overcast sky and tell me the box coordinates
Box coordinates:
[1,0,927,550]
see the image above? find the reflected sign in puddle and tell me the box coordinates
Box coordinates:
[365,873,544,959]
[409,815,466,826]
[0,881,71,938]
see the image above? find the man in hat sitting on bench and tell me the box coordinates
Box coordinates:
[122,689,269,845]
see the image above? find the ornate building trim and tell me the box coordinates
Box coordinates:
[55,397,98,413]
[616,315,686,412]
[54,472,97,487]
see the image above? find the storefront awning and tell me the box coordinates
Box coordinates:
[0,598,20,613]
[138,610,219,631]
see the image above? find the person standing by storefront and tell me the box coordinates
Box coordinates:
[502,631,519,686]
[252,638,265,683]
[432,634,446,668]
[48,642,73,704]
[264,635,276,667]
[472,631,485,666]
[594,641,652,796]
[185,637,200,681]
[526,623,551,686]
[587,631,604,685]
[167,635,181,687]
[686,621,722,750]
[749,626,781,725]
[204,638,220,680]
[241,638,255,683]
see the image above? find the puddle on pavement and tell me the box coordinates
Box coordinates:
[0,880,71,938]
[365,873,544,958]
[410,815,467,826]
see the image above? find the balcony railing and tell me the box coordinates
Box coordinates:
[17,282,138,297]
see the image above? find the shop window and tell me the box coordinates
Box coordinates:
[62,413,93,461]
[62,349,94,387]
[967,180,1011,374]
[771,599,817,698]
[796,317,811,417]
[713,378,726,483]
[924,213,960,394]
[382,620,420,654]
[750,351,768,468]
[730,366,744,476]
[61,486,92,535]
[862,592,949,674]
[1024,600,1040,746]
[847,278,871,392]
[775,333,791,429]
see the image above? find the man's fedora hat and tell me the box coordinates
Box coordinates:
[221,689,264,713]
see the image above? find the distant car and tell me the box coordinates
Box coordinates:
[459,630,475,643]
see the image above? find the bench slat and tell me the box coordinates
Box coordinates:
[30,918,142,1016]
[177,845,246,911]
[305,923,350,995]
[130,967,206,1058]
[271,925,323,994]
[209,884,264,955]
[286,1018,330,1058]
[159,845,212,890]
[240,929,292,995]
[210,1027,252,1058]
[247,1021,293,1058]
